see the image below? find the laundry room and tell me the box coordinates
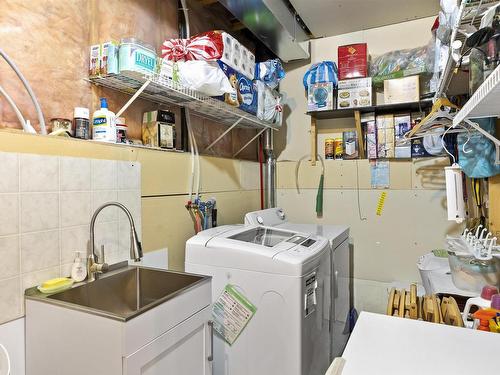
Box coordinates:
[0,0,499,374]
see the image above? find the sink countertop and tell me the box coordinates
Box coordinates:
[25,265,211,322]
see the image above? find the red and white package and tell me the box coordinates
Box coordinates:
[161,31,224,61]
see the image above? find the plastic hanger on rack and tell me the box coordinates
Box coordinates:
[407,98,460,138]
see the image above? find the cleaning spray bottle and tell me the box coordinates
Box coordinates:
[92,97,116,142]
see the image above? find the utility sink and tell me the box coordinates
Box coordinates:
[26,266,210,321]
[25,265,213,375]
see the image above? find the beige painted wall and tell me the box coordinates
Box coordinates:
[0,131,260,270]
[276,16,437,161]
[275,17,459,313]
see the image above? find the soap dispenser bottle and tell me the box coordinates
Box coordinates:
[71,251,87,282]
[92,97,116,142]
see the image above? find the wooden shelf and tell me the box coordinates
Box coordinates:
[307,100,433,120]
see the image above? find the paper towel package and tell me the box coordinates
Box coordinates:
[216,61,258,115]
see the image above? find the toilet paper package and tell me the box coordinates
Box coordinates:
[232,40,242,72]
[216,61,258,115]
[240,46,256,78]
[256,80,283,126]
[220,32,234,68]
[240,47,249,77]
[247,52,256,78]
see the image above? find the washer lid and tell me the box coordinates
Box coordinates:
[229,227,297,248]
[206,226,300,259]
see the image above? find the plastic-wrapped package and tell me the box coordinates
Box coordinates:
[177,60,234,96]
[370,40,436,83]
[255,80,282,126]
[255,59,285,89]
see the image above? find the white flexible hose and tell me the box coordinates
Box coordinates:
[0,48,46,134]
[0,84,28,131]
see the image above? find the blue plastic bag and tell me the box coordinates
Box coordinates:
[303,61,338,89]
[458,117,500,178]
[255,59,285,89]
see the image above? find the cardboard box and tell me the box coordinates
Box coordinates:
[216,61,257,115]
[337,78,372,109]
[100,41,119,76]
[308,82,334,111]
[142,110,176,149]
[89,44,100,77]
[376,114,395,158]
[338,43,368,80]
[384,75,420,104]
[394,114,412,158]
[362,112,377,159]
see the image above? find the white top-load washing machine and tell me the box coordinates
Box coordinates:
[245,208,351,358]
[185,225,331,375]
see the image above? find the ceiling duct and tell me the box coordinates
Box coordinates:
[217,0,310,62]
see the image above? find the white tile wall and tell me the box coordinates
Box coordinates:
[0,151,141,324]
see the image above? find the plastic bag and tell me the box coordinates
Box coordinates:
[303,61,338,89]
[177,60,234,96]
[370,40,435,83]
[255,59,285,89]
[458,118,500,178]
[256,80,282,126]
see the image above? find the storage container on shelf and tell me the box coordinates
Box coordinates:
[119,38,157,75]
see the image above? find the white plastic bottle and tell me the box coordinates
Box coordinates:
[462,285,499,323]
[92,97,116,142]
[70,251,87,282]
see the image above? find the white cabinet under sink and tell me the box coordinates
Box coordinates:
[25,270,212,375]
[124,307,212,375]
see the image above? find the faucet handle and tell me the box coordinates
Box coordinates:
[99,244,106,263]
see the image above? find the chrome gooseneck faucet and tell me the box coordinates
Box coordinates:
[88,202,143,281]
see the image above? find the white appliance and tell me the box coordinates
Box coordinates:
[245,208,351,358]
[0,317,25,375]
[185,225,331,375]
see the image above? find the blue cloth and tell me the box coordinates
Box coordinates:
[458,117,500,178]
[303,61,338,89]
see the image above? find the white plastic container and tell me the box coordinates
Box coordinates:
[92,98,116,142]
[119,38,157,74]
[462,285,499,322]
[70,252,87,282]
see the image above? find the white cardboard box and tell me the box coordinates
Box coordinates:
[384,75,420,104]
[337,77,372,109]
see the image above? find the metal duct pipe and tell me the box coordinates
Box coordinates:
[263,129,276,208]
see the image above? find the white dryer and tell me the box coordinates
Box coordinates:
[245,208,351,358]
[185,225,331,375]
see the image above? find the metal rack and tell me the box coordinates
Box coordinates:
[435,0,500,98]
[453,64,500,163]
[89,71,277,155]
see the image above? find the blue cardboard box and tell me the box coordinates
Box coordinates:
[216,60,258,115]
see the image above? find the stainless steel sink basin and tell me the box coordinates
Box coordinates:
[26,267,210,321]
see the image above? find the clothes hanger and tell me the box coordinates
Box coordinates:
[407,98,460,138]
